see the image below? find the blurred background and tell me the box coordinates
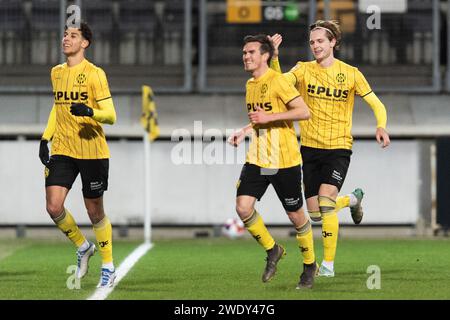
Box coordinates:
[0,0,449,239]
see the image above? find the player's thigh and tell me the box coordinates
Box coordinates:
[45,155,79,191]
[269,165,304,212]
[236,163,270,201]
[77,158,109,199]
[318,183,339,199]
[320,149,352,192]
[301,146,322,199]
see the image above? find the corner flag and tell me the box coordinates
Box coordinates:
[141,85,160,141]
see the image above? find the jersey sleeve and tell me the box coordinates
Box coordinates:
[273,74,300,105]
[286,61,306,89]
[270,58,282,73]
[50,66,58,90]
[363,92,387,129]
[354,69,372,97]
[91,67,112,102]
[92,98,117,125]
[42,104,56,141]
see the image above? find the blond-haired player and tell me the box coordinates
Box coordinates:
[268,20,390,277]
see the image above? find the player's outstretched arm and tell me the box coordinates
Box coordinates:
[268,34,283,73]
[268,33,282,59]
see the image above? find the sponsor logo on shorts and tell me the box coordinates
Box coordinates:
[284,198,299,206]
[90,181,103,191]
[44,167,49,178]
[331,170,343,184]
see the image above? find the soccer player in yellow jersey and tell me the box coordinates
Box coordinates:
[269,20,390,277]
[228,35,317,289]
[38,22,117,288]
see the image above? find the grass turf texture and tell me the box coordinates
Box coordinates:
[0,238,449,300]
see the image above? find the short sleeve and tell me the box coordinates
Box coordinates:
[273,74,300,104]
[92,67,112,102]
[287,61,306,86]
[355,69,372,97]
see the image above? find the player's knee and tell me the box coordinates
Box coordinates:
[309,210,322,222]
[86,208,104,224]
[287,209,307,226]
[318,195,336,215]
[235,204,254,220]
[46,203,64,218]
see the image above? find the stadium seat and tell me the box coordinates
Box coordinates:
[117,0,157,65]
[0,0,27,65]
[30,0,60,65]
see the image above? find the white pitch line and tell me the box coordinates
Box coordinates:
[87,242,153,300]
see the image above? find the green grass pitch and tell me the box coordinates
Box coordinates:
[0,238,449,300]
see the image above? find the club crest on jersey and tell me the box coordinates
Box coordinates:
[261,84,268,94]
[260,84,268,99]
[76,73,86,84]
[336,73,346,84]
[307,84,348,99]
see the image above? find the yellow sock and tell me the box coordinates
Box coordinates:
[319,196,339,261]
[336,195,350,211]
[295,221,315,264]
[53,208,86,247]
[308,210,321,222]
[93,216,113,264]
[242,210,275,251]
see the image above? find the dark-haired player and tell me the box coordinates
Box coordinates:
[39,22,117,288]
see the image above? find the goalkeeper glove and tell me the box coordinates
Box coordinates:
[39,139,50,166]
[70,103,94,117]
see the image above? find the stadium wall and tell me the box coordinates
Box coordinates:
[0,92,445,226]
[0,139,427,226]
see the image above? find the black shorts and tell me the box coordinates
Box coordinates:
[301,146,352,199]
[45,155,109,199]
[236,163,303,212]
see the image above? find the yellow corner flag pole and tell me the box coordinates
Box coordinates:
[141,85,160,244]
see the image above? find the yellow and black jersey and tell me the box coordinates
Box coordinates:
[286,59,372,150]
[49,59,113,159]
[245,68,301,169]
